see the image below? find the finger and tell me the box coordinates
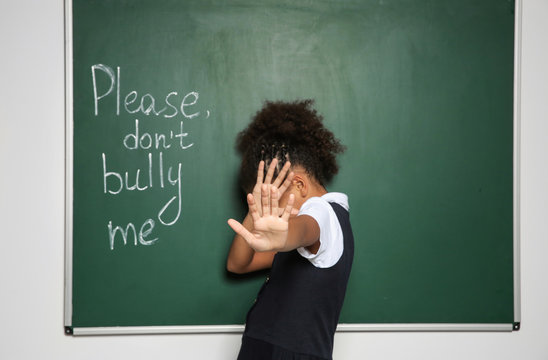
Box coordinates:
[281,194,295,222]
[264,158,278,184]
[247,193,260,222]
[272,160,291,188]
[252,186,263,216]
[270,186,279,217]
[252,190,262,217]
[278,171,294,195]
[261,184,270,216]
[256,160,265,186]
[227,219,256,243]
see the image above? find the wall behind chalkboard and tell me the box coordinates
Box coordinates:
[67,0,516,331]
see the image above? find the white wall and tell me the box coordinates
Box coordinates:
[1,1,547,359]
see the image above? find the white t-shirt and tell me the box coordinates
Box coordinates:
[296,192,349,268]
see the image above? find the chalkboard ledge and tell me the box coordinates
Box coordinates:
[337,323,515,332]
[66,323,516,335]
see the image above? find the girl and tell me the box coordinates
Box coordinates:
[227,100,354,360]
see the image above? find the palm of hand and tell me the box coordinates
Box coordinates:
[228,184,295,253]
[249,213,290,252]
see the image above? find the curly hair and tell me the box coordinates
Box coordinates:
[236,99,345,193]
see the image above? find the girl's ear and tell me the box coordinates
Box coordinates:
[292,175,308,198]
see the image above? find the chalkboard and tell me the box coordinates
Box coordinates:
[65,0,518,334]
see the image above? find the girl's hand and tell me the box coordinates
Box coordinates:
[228,185,295,252]
[251,159,294,216]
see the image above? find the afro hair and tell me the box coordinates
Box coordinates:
[236,99,345,192]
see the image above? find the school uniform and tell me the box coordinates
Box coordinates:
[238,193,354,360]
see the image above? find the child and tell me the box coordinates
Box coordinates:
[227,100,354,360]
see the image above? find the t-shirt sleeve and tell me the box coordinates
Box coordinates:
[296,197,344,268]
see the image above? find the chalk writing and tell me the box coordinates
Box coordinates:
[123,119,193,150]
[93,64,210,250]
[108,219,158,250]
[91,64,210,120]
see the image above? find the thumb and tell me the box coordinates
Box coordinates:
[228,219,254,240]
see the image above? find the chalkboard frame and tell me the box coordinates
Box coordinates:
[63,0,522,335]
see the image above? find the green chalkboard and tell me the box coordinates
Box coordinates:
[65,0,517,333]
